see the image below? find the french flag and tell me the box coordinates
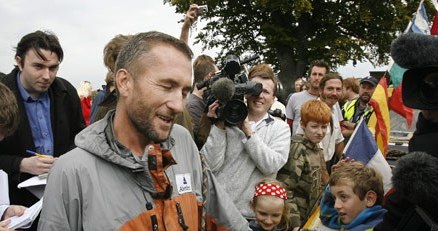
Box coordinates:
[344,120,393,194]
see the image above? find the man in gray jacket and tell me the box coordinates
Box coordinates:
[38,31,249,231]
[201,63,291,219]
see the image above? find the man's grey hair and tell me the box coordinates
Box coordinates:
[115,31,193,76]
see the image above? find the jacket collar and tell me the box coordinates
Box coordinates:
[5,67,69,98]
[250,113,275,131]
[292,134,321,150]
[102,110,176,197]
[103,110,176,168]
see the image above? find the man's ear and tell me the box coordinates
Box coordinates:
[115,69,132,97]
[365,190,377,207]
[15,56,23,71]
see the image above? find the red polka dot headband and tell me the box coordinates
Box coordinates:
[254,183,287,200]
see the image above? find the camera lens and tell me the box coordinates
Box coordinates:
[223,99,248,126]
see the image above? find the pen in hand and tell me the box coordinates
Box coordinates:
[26,150,49,158]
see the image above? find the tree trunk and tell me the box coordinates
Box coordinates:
[276,46,296,104]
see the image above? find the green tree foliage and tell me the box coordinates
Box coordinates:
[165,0,425,100]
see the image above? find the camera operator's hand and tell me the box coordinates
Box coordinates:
[240,118,253,138]
[207,100,225,129]
[207,100,219,118]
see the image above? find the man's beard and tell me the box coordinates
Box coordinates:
[360,94,371,104]
[321,96,338,108]
[311,82,320,90]
[128,109,173,144]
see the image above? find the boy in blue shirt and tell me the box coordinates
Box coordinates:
[320,162,386,231]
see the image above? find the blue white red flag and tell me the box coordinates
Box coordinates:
[390,0,431,87]
[303,121,393,230]
[411,0,430,34]
[344,119,392,194]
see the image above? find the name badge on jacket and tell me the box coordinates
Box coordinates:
[175,173,192,194]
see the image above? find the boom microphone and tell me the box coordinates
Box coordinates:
[211,78,235,102]
[235,81,263,97]
[240,54,260,65]
[392,152,438,215]
[391,33,438,69]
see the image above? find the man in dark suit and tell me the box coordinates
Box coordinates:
[0,30,85,215]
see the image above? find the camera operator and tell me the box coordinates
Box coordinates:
[201,63,291,219]
[179,4,218,149]
[187,55,218,149]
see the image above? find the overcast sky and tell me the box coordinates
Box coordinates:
[0,0,384,90]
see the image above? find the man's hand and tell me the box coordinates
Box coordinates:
[341,120,355,130]
[207,100,225,129]
[183,4,199,28]
[2,205,26,220]
[19,155,56,175]
[180,4,200,44]
[240,118,253,138]
[207,100,220,119]
[0,219,11,231]
[331,157,357,172]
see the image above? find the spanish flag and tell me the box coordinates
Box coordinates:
[368,77,390,156]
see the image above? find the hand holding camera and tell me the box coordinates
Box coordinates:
[183,4,199,27]
[207,100,220,119]
[182,4,208,30]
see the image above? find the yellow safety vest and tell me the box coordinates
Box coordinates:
[342,99,374,123]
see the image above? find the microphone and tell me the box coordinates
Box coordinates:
[211,78,235,102]
[235,81,263,97]
[392,152,438,215]
[223,55,241,76]
[391,33,438,69]
[240,54,260,65]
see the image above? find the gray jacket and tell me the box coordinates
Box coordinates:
[201,114,291,218]
[38,111,249,230]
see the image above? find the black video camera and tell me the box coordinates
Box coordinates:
[198,54,262,126]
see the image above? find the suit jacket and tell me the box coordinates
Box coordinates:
[0,67,85,207]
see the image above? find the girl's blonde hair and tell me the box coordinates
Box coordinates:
[253,178,290,230]
[77,81,92,98]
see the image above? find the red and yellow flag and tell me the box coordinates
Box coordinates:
[368,77,390,156]
[388,83,413,128]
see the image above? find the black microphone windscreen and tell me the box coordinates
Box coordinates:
[392,152,438,211]
[391,33,438,69]
[223,55,241,76]
[211,78,235,102]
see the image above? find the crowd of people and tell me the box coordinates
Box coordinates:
[0,4,437,231]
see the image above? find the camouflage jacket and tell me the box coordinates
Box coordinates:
[277,134,326,228]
